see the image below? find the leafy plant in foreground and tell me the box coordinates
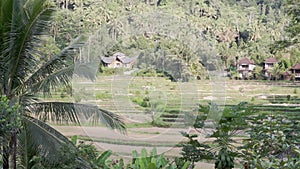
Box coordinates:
[179,102,253,169]
[107,148,190,169]
[178,132,213,168]
[240,114,300,169]
[0,0,126,168]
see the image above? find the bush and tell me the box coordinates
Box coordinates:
[135,68,177,81]
[95,92,112,100]
[240,114,300,169]
[0,96,21,135]
[287,94,291,101]
[131,97,149,107]
[294,88,298,94]
[50,136,113,169]
[107,148,190,169]
[151,117,170,128]
[100,67,127,75]
[178,103,253,169]
[135,68,159,77]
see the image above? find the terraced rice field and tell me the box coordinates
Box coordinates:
[67,76,300,123]
[48,75,300,168]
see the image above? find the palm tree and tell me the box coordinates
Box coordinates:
[0,0,125,168]
[271,63,283,81]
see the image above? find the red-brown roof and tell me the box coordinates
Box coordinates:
[238,57,255,65]
[264,57,277,63]
[291,63,300,70]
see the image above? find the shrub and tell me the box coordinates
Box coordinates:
[107,148,190,169]
[151,117,170,128]
[287,94,291,101]
[95,92,112,100]
[294,88,298,94]
[178,103,253,169]
[100,67,127,75]
[240,114,300,169]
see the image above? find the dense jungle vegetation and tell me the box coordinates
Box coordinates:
[1,0,300,169]
[49,0,300,80]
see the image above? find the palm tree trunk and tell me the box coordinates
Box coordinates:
[2,134,17,169]
[3,143,9,169]
[11,134,17,169]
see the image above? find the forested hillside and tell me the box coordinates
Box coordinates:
[49,0,300,80]
[1,1,300,168]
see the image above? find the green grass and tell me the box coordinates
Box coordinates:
[128,130,160,135]
[78,135,178,147]
[46,77,300,169]
[95,91,112,100]
[126,122,153,128]
[43,76,300,127]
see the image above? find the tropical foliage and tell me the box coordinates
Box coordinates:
[48,0,300,81]
[0,0,125,168]
[179,103,300,168]
[105,148,190,169]
[1,0,300,168]
[241,114,300,168]
[52,140,190,169]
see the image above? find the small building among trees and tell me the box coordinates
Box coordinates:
[291,63,300,80]
[101,52,137,68]
[237,57,255,79]
[263,57,278,79]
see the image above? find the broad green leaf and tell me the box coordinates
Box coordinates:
[147,163,156,169]
[97,150,112,164]
[71,135,78,145]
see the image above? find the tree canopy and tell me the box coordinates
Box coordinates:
[47,0,300,80]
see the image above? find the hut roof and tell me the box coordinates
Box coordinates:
[264,57,277,63]
[238,57,254,65]
[101,52,137,64]
[291,63,300,70]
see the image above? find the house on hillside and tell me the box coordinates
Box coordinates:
[237,57,255,79]
[263,57,278,79]
[101,52,137,68]
[291,63,300,80]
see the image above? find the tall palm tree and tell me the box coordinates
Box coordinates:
[271,63,283,81]
[0,0,126,168]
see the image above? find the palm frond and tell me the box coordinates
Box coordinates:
[17,122,42,169]
[21,116,92,168]
[21,36,92,94]
[20,94,39,107]
[86,107,127,134]
[26,102,127,133]
[22,116,73,164]
[3,0,53,93]
[73,61,99,80]
[27,61,98,95]
[0,0,13,94]
[26,102,80,124]
[0,0,13,34]
[24,36,86,85]
[30,65,74,95]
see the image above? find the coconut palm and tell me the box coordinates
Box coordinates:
[271,63,283,81]
[0,0,125,168]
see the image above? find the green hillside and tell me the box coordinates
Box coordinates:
[48,0,299,81]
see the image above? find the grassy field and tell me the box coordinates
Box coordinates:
[45,75,300,125]
[48,75,300,169]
